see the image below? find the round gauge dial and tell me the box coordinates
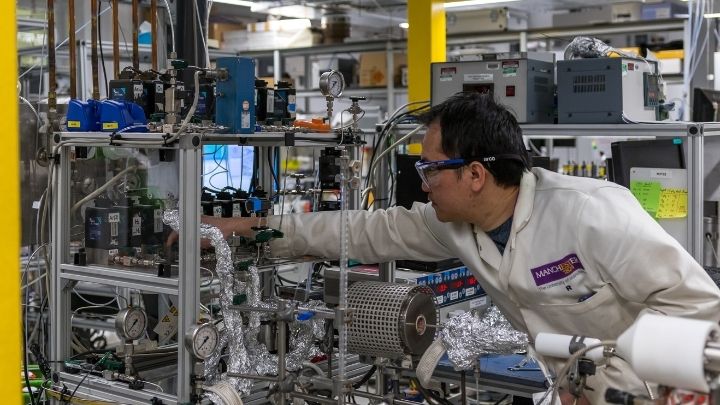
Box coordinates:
[319,70,345,98]
[115,307,147,341]
[185,322,219,361]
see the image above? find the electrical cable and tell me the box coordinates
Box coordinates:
[70,165,139,215]
[141,381,164,392]
[352,365,377,389]
[193,0,210,68]
[362,124,424,208]
[162,0,176,56]
[539,341,616,404]
[98,0,109,96]
[68,352,111,402]
[267,147,279,196]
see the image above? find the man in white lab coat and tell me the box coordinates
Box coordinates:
[202,92,720,403]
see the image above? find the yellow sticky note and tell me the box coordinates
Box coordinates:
[656,188,688,219]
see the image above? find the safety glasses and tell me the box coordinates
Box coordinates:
[414,154,523,188]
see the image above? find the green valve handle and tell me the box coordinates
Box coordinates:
[233,293,247,305]
[171,59,189,69]
[254,228,284,243]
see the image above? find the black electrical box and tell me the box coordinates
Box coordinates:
[109,78,165,118]
[85,205,128,250]
[319,148,341,190]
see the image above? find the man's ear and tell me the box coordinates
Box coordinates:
[467,161,486,192]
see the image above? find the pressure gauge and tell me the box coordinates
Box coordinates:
[185,322,219,361]
[319,70,345,98]
[115,307,147,341]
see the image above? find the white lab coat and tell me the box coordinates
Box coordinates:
[269,168,720,402]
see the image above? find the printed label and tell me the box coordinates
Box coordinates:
[650,170,672,179]
[242,111,251,129]
[103,122,119,130]
[213,206,222,217]
[267,90,275,112]
[469,296,488,309]
[439,66,456,82]
[466,287,475,296]
[67,121,81,128]
[464,73,493,82]
[531,254,584,287]
[232,203,242,217]
[132,215,142,237]
[502,60,519,77]
[153,305,179,344]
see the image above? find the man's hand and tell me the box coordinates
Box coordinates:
[165,216,262,247]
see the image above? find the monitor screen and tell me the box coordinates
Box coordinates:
[693,88,720,122]
[610,138,685,188]
[202,145,255,191]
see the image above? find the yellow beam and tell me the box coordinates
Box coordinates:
[2,1,21,403]
[408,0,446,103]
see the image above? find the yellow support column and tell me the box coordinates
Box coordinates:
[1,2,21,404]
[407,0,446,103]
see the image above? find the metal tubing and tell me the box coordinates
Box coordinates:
[290,392,337,405]
[112,0,119,78]
[151,0,158,70]
[132,0,139,70]
[91,0,100,100]
[705,342,720,372]
[47,0,56,112]
[226,373,279,382]
[68,0,76,99]
[352,390,422,405]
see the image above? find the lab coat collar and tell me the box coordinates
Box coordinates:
[512,170,537,237]
[471,170,536,270]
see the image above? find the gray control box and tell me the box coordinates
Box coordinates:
[557,57,660,124]
[431,52,555,123]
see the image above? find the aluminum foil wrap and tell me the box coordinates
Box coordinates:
[563,36,614,60]
[162,210,252,394]
[286,300,326,371]
[441,306,528,370]
[242,264,279,376]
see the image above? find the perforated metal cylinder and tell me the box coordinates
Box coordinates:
[347,281,437,358]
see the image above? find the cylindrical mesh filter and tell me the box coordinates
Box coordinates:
[347,281,437,358]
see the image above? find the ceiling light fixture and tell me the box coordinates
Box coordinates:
[399,22,409,29]
[212,0,255,7]
[444,0,520,9]
[705,12,720,18]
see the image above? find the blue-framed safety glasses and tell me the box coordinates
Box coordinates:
[414,154,523,188]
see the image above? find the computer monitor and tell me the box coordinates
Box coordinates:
[609,138,685,188]
[692,88,720,122]
[202,145,255,191]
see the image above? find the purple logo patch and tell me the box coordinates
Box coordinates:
[531,254,584,286]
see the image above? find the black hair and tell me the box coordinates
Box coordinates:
[418,92,531,187]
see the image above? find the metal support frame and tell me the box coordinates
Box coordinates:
[51,145,72,368]
[49,137,203,403]
[177,145,202,401]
